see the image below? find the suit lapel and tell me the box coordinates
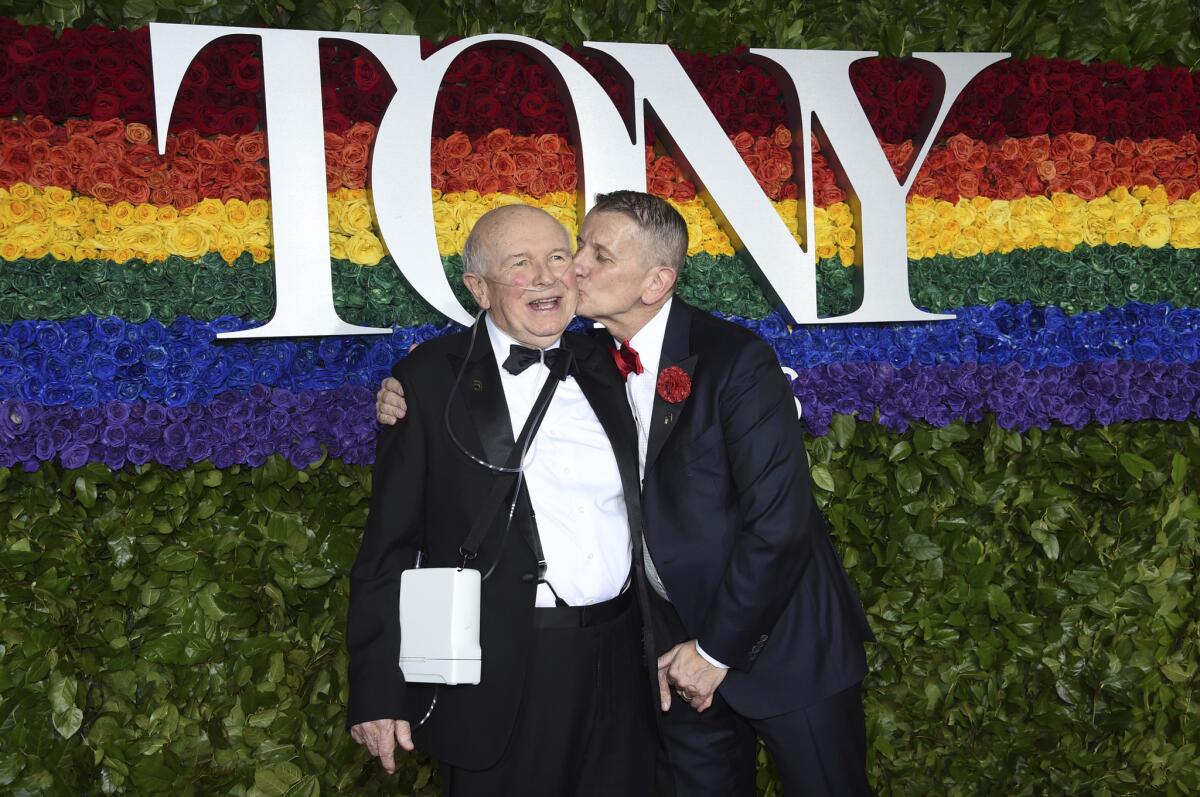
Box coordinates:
[448,319,514,468]
[645,300,697,472]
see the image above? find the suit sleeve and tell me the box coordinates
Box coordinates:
[346,361,426,727]
[695,340,816,671]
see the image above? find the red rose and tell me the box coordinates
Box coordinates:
[233,55,264,91]
[657,366,691,404]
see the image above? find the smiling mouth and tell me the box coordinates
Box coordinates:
[527,296,563,313]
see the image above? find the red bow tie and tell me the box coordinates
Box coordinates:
[610,341,644,381]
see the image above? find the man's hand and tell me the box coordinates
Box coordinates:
[350,718,414,773]
[657,640,729,713]
[376,377,408,425]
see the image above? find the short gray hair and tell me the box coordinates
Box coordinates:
[461,204,570,277]
[591,190,688,271]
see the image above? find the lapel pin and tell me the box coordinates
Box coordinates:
[663,412,673,425]
[471,379,483,392]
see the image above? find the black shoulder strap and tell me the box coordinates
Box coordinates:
[457,366,563,565]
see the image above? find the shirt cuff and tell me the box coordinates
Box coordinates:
[694,641,730,670]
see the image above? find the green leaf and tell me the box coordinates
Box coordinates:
[1118,452,1155,479]
[896,461,922,494]
[255,762,303,797]
[810,464,835,493]
[903,533,942,562]
[1171,452,1187,486]
[378,1,416,34]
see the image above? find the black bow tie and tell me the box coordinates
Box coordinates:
[503,345,575,381]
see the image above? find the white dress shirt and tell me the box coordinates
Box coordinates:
[485,316,633,608]
[618,298,728,669]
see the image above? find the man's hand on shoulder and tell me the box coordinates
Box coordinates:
[376,377,408,425]
[658,640,729,714]
[350,718,414,773]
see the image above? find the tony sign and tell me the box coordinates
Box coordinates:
[149,23,1007,338]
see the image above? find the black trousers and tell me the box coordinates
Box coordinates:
[649,592,872,797]
[441,594,655,797]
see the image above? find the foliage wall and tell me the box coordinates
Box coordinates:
[0,1,1198,795]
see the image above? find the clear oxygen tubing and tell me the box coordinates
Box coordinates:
[441,311,557,582]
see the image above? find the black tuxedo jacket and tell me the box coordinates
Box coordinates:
[346,322,648,770]
[639,299,875,719]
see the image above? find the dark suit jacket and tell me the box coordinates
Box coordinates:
[640,299,875,720]
[346,321,648,770]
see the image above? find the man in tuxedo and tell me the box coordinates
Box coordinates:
[377,192,874,796]
[348,203,654,796]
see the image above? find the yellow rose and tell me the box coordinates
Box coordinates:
[130,203,156,225]
[50,204,80,229]
[94,213,116,235]
[43,186,71,206]
[816,243,837,260]
[0,241,20,260]
[9,182,33,200]
[345,231,386,265]
[26,244,50,260]
[243,226,272,248]
[190,198,225,223]
[49,242,75,261]
[75,245,100,261]
[111,202,136,227]
[248,245,270,263]
[330,235,348,261]
[977,226,1002,253]
[157,206,179,223]
[119,225,162,255]
[834,225,856,248]
[219,244,243,264]
[168,221,211,258]
[1138,214,1171,248]
[827,202,852,227]
[111,247,133,263]
[338,199,374,234]
[951,231,981,259]
[217,198,248,230]
[248,199,270,221]
[837,248,855,266]
[3,199,31,223]
[431,189,443,202]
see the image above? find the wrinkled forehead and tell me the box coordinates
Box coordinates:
[487,214,572,263]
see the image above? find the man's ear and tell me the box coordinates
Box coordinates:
[641,266,678,306]
[463,273,491,310]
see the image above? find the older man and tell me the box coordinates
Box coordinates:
[378,193,874,796]
[348,204,654,796]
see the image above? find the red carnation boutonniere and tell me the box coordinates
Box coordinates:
[656,366,692,404]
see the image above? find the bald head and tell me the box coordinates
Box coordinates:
[462,204,571,278]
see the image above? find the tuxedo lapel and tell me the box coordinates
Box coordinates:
[448,320,514,468]
[645,301,697,472]
[566,335,641,513]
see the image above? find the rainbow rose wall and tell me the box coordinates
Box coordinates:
[0,4,1197,795]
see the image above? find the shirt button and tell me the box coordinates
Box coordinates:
[575,504,585,514]
[587,553,595,561]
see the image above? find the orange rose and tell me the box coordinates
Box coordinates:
[514,169,538,188]
[947,133,973,163]
[496,174,516,194]
[27,115,55,138]
[343,141,369,170]
[672,180,700,200]
[1049,136,1072,161]
[192,139,221,164]
[558,172,577,193]
[122,178,151,204]
[491,152,516,176]
[999,138,1023,162]
[558,152,576,173]
[1164,178,1189,200]
[535,134,561,154]
[0,124,29,146]
[529,174,550,195]
[761,179,782,200]
[174,190,198,208]
[443,132,472,159]
[651,157,678,181]
[1027,135,1051,162]
[1108,167,1133,187]
[1114,138,1137,158]
[443,156,464,176]
[235,132,266,161]
[430,151,446,176]
[1134,171,1158,188]
[1070,176,1100,200]
[477,173,502,194]
[483,129,513,153]
[1066,132,1095,154]
[150,187,174,205]
[217,136,238,165]
[342,166,366,188]
[648,177,674,197]
[1035,160,1057,181]
[347,123,376,147]
[92,182,120,203]
[66,135,98,164]
[431,174,447,191]
[1176,160,1197,179]
[539,153,559,173]
[914,176,940,197]
[91,119,124,143]
[458,162,481,182]
[731,131,753,152]
[771,126,792,149]
[445,176,470,192]
[956,172,980,198]
[995,177,1021,200]
[514,151,539,171]
[967,144,988,171]
[238,163,267,187]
